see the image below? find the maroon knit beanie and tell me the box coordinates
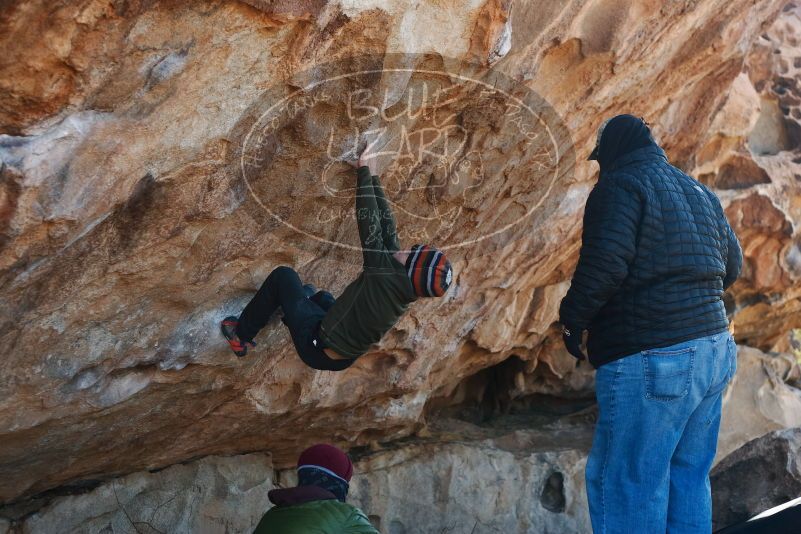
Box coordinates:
[297,444,354,482]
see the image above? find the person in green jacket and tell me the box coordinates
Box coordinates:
[253,443,378,534]
[221,150,454,370]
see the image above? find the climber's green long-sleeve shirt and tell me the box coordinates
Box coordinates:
[319,166,416,359]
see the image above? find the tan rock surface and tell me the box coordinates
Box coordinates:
[694,2,801,351]
[348,427,594,534]
[0,0,799,520]
[711,426,801,530]
[6,343,799,534]
[13,454,276,534]
[718,345,801,462]
[4,422,592,533]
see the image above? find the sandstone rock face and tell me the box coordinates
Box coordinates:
[8,350,800,534]
[711,427,801,530]
[1,0,801,529]
[347,414,595,534]
[694,2,801,352]
[9,454,275,534]
[717,345,801,462]
[3,425,592,534]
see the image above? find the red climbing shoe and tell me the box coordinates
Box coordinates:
[221,316,255,357]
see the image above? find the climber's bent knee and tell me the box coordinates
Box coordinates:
[269,265,298,281]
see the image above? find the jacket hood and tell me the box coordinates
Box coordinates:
[604,144,668,173]
[268,486,338,507]
[590,114,658,171]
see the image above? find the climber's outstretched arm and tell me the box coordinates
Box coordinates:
[371,175,400,253]
[355,166,383,266]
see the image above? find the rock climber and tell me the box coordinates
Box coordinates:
[252,443,379,533]
[221,150,453,371]
[558,114,743,533]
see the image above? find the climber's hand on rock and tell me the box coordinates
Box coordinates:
[345,151,373,173]
[561,324,587,362]
[346,139,372,170]
[358,151,376,174]
[344,153,362,170]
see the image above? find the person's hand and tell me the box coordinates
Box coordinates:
[359,151,375,173]
[561,324,587,362]
[346,151,376,175]
[345,150,372,172]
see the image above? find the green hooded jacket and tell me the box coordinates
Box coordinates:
[253,487,379,534]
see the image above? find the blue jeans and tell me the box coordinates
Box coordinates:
[586,331,737,533]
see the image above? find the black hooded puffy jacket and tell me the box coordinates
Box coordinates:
[559,144,743,368]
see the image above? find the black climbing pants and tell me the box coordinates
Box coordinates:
[236,266,353,371]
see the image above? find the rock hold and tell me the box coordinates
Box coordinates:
[711,426,801,530]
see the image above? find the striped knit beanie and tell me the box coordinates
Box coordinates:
[405,244,453,298]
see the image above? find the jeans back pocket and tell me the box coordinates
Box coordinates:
[642,346,696,401]
[727,335,738,382]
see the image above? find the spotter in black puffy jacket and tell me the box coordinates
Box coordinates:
[560,118,742,368]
